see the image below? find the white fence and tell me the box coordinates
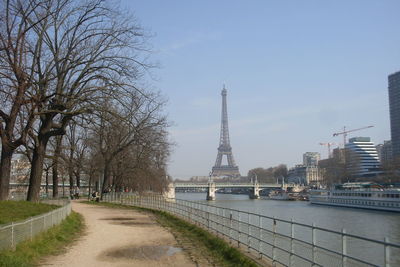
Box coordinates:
[103,193,400,267]
[0,199,71,251]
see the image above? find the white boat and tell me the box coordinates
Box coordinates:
[309,183,400,212]
[268,190,294,200]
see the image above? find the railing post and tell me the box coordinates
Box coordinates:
[188,201,191,222]
[312,223,316,265]
[30,217,33,241]
[272,217,276,264]
[247,214,251,253]
[342,228,347,267]
[229,211,233,244]
[290,218,294,266]
[207,206,210,230]
[11,222,14,249]
[238,212,241,248]
[258,215,262,259]
[384,237,391,267]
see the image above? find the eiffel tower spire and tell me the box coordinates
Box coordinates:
[211,85,240,177]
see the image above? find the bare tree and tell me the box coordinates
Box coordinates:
[63,120,88,192]
[87,90,168,198]
[318,157,346,186]
[43,157,53,195]
[84,149,102,197]
[111,122,170,193]
[0,0,49,200]
[1,0,164,201]
[23,0,151,201]
[248,164,288,183]
[50,135,63,197]
[379,156,400,183]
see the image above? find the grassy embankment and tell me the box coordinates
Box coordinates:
[0,201,84,267]
[84,201,260,267]
[0,201,58,224]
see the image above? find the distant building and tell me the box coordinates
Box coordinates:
[345,137,382,177]
[287,164,322,186]
[388,71,400,159]
[189,176,209,182]
[332,147,345,162]
[318,149,345,185]
[303,152,320,166]
[376,144,383,161]
[11,157,30,183]
[376,140,393,165]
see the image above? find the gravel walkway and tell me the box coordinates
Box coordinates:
[41,201,197,267]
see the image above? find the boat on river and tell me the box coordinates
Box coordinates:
[309,182,400,212]
[268,189,294,200]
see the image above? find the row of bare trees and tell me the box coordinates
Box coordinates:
[247,165,288,183]
[0,0,170,201]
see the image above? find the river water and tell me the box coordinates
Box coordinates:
[176,192,400,265]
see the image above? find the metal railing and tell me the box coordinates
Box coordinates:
[103,192,400,267]
[0,199,71,251]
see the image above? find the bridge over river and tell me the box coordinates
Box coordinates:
[168,182,299,200]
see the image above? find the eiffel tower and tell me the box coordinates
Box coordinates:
[211,85,240,177]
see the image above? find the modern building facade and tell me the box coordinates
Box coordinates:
[303,152,320,166]
[388,71,400,159]
[345,137,381,177]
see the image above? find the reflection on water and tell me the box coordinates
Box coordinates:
[176,192,400,243]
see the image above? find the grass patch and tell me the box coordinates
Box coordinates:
[84,201,259,267]
[154,209,259,267]
[0,201,58,225]
[0,211,84,267]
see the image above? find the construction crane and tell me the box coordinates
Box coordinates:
[319,142,336,158]
[333,126,374,147]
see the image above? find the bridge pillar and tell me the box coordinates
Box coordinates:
[206,182,216,200]
[163,183,175,199]
[249,182,260,199]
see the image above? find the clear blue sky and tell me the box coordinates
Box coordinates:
[121,0,400,179]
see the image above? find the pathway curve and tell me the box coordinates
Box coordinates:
[41,201,198,267]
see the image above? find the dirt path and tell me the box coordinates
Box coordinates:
[41,201,199,267]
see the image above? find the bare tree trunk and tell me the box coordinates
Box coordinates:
[52,136,63,198]
[68,147,74,196]
[52,164,59,198]
[88,173,92,200]
[45,170,49,195]
[101,161,111,200]
[27,136,49,202]
[75,172,81,188]
[69,167,74,197]
[0,146,14,200]
[62,176,65,197]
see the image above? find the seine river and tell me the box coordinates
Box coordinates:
[176,192,400,244]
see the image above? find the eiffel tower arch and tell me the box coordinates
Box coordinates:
[211,86,240,177]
